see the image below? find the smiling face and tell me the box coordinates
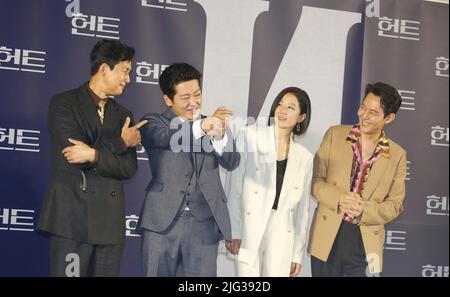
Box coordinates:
[274,92,305,132]
[163,79,202,120]
[358,92,395,137]
[102,60,132,96]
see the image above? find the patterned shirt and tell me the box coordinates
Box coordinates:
[344,125,390,224]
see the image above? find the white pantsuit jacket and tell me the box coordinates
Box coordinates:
[226,125,313,274]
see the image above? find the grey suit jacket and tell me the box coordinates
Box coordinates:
[137,108,240,241]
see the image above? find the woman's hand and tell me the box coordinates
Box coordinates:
[225,239,241,255]
[290,262,301,277]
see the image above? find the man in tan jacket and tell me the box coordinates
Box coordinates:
[308,82,407,276]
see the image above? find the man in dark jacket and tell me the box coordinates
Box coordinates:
[37,39,147,277]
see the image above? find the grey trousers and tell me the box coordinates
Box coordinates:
[50,235,123,277]
[141,210,221,277]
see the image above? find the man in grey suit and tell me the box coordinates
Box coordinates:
[138,63,240,277]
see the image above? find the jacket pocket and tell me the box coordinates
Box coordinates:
[236,248,257,266]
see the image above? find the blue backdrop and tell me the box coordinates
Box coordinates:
[0,0,448,277]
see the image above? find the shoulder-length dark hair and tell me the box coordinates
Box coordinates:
[267,87,311,135]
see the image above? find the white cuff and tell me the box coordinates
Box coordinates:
[211,133,228,156]
[192,119,206,140]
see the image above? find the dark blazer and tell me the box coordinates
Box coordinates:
[37,83,137,245]
[137,108,240,241]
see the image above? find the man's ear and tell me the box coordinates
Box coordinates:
[163,95,173,107]
[384,113,396,125]
[99,63,110,76]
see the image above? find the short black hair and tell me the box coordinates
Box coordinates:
[364,82,402,116]
[90,39,135,75]
[268,87,312,136]
[159,63,202,99]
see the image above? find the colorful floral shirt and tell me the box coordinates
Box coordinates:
[344,125,390,224]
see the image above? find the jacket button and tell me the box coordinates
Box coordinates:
[256,168,259,171]
[111,191,117,197]
[294,186,299,190]
[332,181,337,186]
[322,215,327,220]
[374,231,379,235]
[254,191,258,194]
[247,212,251,215]
[180,190,185,195]
[187,193,191,196]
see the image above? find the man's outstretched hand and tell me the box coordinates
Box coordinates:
[121,117,148,148]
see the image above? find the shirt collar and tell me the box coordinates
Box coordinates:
[87,83,108,107]
[346,124,390,158]
[176,113,201,123]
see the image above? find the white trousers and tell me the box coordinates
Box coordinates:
[236,210,291,277]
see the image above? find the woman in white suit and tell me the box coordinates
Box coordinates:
[225,87,313,277]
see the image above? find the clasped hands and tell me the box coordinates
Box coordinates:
[339,191,365,219]
[200,106,233,140]
[62,117,147,164]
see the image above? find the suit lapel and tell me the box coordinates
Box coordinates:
[334,127,391,201]
[163,108,199,168]
[339,139,354,193]
[162,108,177,121]
[102,99,121,134]
[361,155,390,200]
[257,126,277,209]
[257,125,276,165]
[196,115,208,174]
[78,84,122,143]
[78,84,102,144]
[258,126,300,207]
[278,141,301,204]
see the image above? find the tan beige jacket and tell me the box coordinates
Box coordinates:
[308,125,407,273]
